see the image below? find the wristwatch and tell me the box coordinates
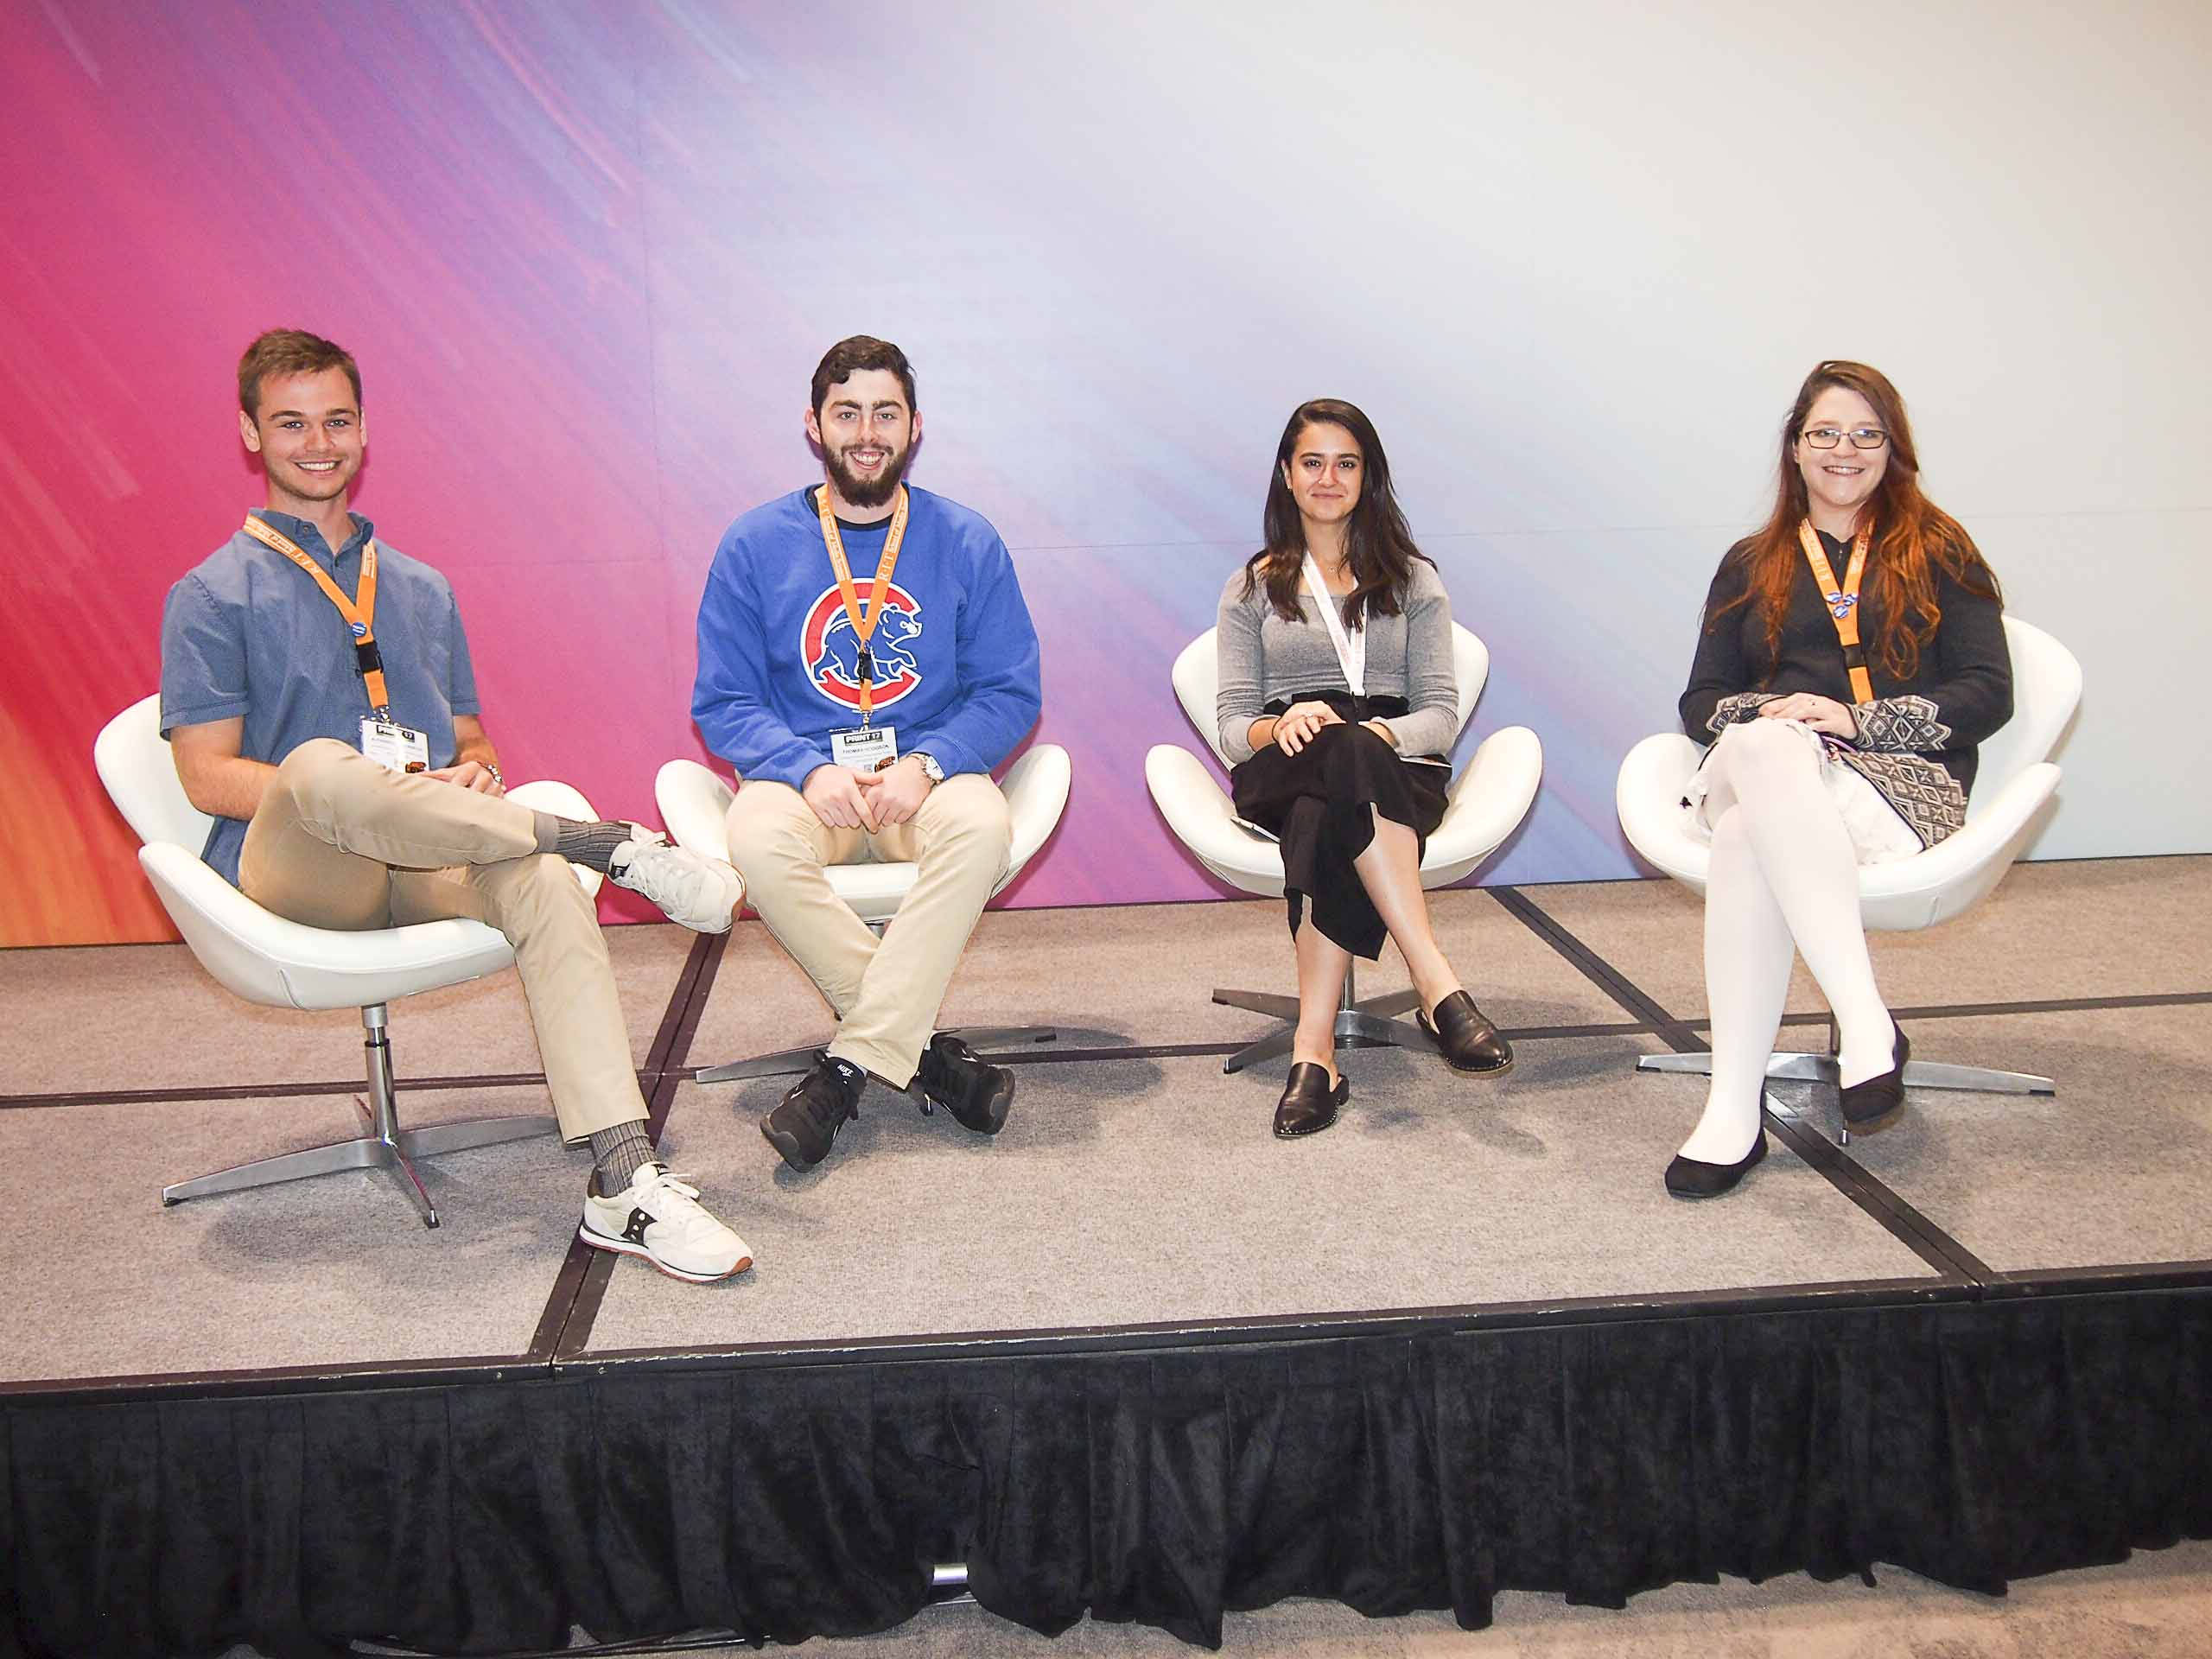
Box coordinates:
[912,752,944,785]
[482,762,505,788]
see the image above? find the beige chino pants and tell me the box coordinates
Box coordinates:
[725,773,1011,1088]
[238,739,645,1142]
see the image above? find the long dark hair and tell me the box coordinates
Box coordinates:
[1241,397,1431,629]
[1712,360,1999,680]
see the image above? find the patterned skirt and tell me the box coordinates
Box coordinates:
[1683,719,1964,861]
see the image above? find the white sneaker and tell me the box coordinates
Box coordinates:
[608,827,743,933]
[580,1164,753,1282]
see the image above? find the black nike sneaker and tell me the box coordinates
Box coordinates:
[914,1033,1015,1135]
[760,1052,865,1170]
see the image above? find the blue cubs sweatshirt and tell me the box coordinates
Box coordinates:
[692,485,1042,788]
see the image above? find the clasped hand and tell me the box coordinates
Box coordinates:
[426,761,503,795]
[1757,693,1856,737]
[1273,701,1343,756]
[803,756,934,831]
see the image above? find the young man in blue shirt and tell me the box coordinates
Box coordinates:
[694,337,1043,1170]
[162,328,751,1282]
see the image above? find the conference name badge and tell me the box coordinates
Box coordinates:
[359,717,431,774]
[830,724,899,774]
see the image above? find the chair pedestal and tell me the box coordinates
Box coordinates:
[1636,1032,2054,1145]
[690,912,1113,1084]
[1634,1052,2055,1095]
[161,1004,560,1229]
[693,1023,1093,1084]
[1213,964,1440,1075]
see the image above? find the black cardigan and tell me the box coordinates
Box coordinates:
[1680,531,2013,796]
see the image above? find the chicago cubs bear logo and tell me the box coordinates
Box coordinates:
[803,580,925,712]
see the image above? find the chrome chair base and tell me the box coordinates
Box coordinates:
[1633,1050,2056,1095]
[1214,967,1439,1075]
[160,1003,559,1229]
[694,1025,1106,1084]
[1635,1045,2055,1147]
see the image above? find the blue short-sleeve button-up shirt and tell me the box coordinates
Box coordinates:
[159,510,481,884]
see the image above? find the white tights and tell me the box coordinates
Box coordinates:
[1677,720,1897,1163]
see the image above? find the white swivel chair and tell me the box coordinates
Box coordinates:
[1144,624,1544,1074]
[95,695,601,1227]
[656,744,1089,1081]
[1616,615,2082,1110]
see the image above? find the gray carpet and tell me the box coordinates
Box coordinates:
[8,859,2211,1380]
[1804,1002,2212,1273]
[0,1084,587,1380]
[0,921,696,1096]
[1521,855,2212,1021]
[264,1538,2212,1657]
[578,1539,2212,1656]
[685,887,1637,1075]
[585,1038,1930,1355]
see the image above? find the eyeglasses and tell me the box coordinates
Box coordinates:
[1801,425,1889,451]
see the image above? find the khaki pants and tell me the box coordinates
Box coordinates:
[238,739,645,1142]
[725,774,1010,1087]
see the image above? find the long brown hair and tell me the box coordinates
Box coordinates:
[1712,360,1999,679]
[1242,398,1431,628]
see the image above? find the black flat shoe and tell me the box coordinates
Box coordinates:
[1417,990,1513,1075]
[1274,1062,1348,1138]
[1664,1131,1768,1199]
[1839,1025,1911,1133]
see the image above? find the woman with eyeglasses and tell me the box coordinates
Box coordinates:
[1216,397,1511,1140]
[1666,360,2012,1197]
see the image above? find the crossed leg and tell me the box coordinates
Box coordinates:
[1679,720,1898,1162]
[240,740,652,1142]
[1286,726,1465,1078]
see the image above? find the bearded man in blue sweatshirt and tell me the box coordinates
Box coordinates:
[693,337,1044,1171]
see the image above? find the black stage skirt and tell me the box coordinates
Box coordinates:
[1228,690,1450,959]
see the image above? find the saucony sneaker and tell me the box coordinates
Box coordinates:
[579,1163,753,1282]
[608,829,743,933]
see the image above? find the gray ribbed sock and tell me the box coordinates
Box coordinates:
[588,1118,658,1196]
[540,814,635,874]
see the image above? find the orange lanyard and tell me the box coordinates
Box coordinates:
[815,485,909,725]
[242,514,391,717]
[1796,518,1874,704]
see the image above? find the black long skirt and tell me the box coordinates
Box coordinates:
[1228,690,1449,959]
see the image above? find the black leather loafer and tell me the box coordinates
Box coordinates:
[1417,990,1514,1075]
[1274,1062,1348,1138]
[1839,1025,1911,1134]
[1664,1131,1768,1199]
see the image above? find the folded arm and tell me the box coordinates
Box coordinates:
[1376,580,1458,757]
[1851,572,2012,752]
[897,542,1042,776]
[432,713,505,793]
[691,559,835,790]
[1680,553,1760,737]
[169,718,275,822]
[1215,581,1268,762]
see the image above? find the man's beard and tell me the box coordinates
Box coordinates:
[826,438,912,509]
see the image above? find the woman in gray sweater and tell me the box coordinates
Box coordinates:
[1217,399,1511,1138]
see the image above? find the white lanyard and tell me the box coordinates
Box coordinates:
[1301,554,1366,696]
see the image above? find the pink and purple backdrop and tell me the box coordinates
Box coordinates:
[6,0,2206,947]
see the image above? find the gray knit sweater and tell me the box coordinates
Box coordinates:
[1214,561,1459,763]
